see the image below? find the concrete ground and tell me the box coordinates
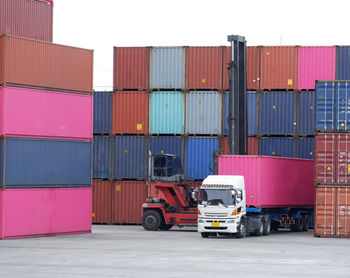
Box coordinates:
[0,225,349,278]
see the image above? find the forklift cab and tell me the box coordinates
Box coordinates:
[149,153,184,182]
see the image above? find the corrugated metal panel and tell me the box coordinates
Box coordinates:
[0,0,53,42]
[335,187,350,237]
[297,137,314,159]
[259,137,296,158]
[113,47,149,90]
[336,46,350,80]
[2,138,92,187]
[315,186,336,237]
[0,36,93,93]
[93,92,112,134]
[149,91,184,134]
[185,91,221,135]
[92,180,112,224]
[298,46,336,90]
[112,91,148,135]
[260,91,296,135]
[185,137,219,180]
[260,46,298,90]
[149,136,184,166]
[186,47,223,90]
[93,136,112,179]
[221,136,259,155]
[0,187,91,239]
[113,136,146,179]
[150,47,185,89]
[298,91,315,136]
[112,181,147,224]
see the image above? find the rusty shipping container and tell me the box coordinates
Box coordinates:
[0,0,53,42]
[113,47,149,90]
[112,181,147,224]
[186,47,223,90]
[0,36,93,93]
[315,186,350,238]
[113,91,149,135]
[260,46,298,90]
[92,180,112,224]
[219,136,258,155]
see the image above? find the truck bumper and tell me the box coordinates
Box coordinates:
[197,219,238,233]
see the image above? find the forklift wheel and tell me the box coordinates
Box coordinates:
[142,210,161,231]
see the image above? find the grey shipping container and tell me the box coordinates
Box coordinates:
[336,46,350,80]
[93,92,112,134]
[1,137,91,188]
[93,136,112,179]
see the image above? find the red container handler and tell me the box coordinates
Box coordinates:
[0,187,92,240]
[92,180,112,224]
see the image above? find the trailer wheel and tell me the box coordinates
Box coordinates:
[291,215,303,232]
[142,210,161,231]
[263,216,271,235]
[201,232,210,238]
[236,218,247,238]
[254,219,264,236]
[159,224,173,231]
[302,215,309,231]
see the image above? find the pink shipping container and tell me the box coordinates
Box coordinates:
[0,86,93,140]
[218,155,314,208]
[298,46,336,90]
[0,187,92,240]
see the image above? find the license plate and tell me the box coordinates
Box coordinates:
[211,222,220,227]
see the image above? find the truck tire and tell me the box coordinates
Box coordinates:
[263,216,271,235]
[236,219,247,238]
[291,215,303,232]
[302,215,309,231]
[159,224,173,231]
[142,210,161,231]
[201,232,210,238]
[254,219,264,236]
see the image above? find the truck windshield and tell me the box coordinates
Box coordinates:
[199,189,236,206]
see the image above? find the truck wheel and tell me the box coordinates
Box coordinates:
[159,224,173,231]
[302,215,309,231]
[255,219,264,236]
[291,215,303,232]
[142,210,161,231]
[201,232,210,238]
[263,217,271,235]
[236,219,247,238]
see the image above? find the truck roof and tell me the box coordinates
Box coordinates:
[201,175,245,189]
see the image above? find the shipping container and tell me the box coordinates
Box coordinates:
[315,186,350,238]
[149,136,184,166]
[316,81,350,132]
[93,136,112,180]
[186,47,222,90]
[0,187,91,239]
[150,47,185,89]
[92,180,112,224]
[185,137,219,180]
[0,0,53,42]
[0,36,93,93]
[149,91,184,134]
[93,92,112,134]
[298,91,315,136]
[260,46,298,90]
[260,91,296,135]
[218,155,314,207]
[113,136,146,180]
[259,137,296,158]
[336,46,350,80]
[112,181,147,224]
[0,86,92,140]
[1,137,91,188]
[297,137,314,159]
[113,47,149,90]
[298,46,336,90]
[112,91,148,135]
[185,91,222,135]
[219,136,259,155]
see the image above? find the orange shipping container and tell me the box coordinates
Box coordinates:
[112,91,149,135]
[260,46,298,90]
[315,186,350,238]
[92,180,112,224]
[0,35,93,93]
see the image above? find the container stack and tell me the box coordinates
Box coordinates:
[0,1,94,239]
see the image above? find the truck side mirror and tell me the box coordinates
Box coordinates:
[237,190,243,203]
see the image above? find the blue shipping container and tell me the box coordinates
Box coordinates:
[150,47,185,89]
[185,137,219,180]
[93,92,112,134]
[93,136,112,179]
[149,91,184,134]
[298,91,315,136]
[113,136,146,179]
[259,137,296,158]
[297,137,314,159]
[149,136,183,162]
[223,91,258,136]
[260,91,296,135]
[336,46,350,80]
[1,138,91,188]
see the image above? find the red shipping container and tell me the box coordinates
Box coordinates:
[0,35,93,93]
[113,47,150,90]
[186,47,223,90]
[219,136,258,155]
[260,46,298,90]
[112,91,149,134]
[112,181,147,224]
[315,186,350,238]
[0,0,53,42]
[92,180,112,224]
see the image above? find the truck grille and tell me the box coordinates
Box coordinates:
[204,213,228,218]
